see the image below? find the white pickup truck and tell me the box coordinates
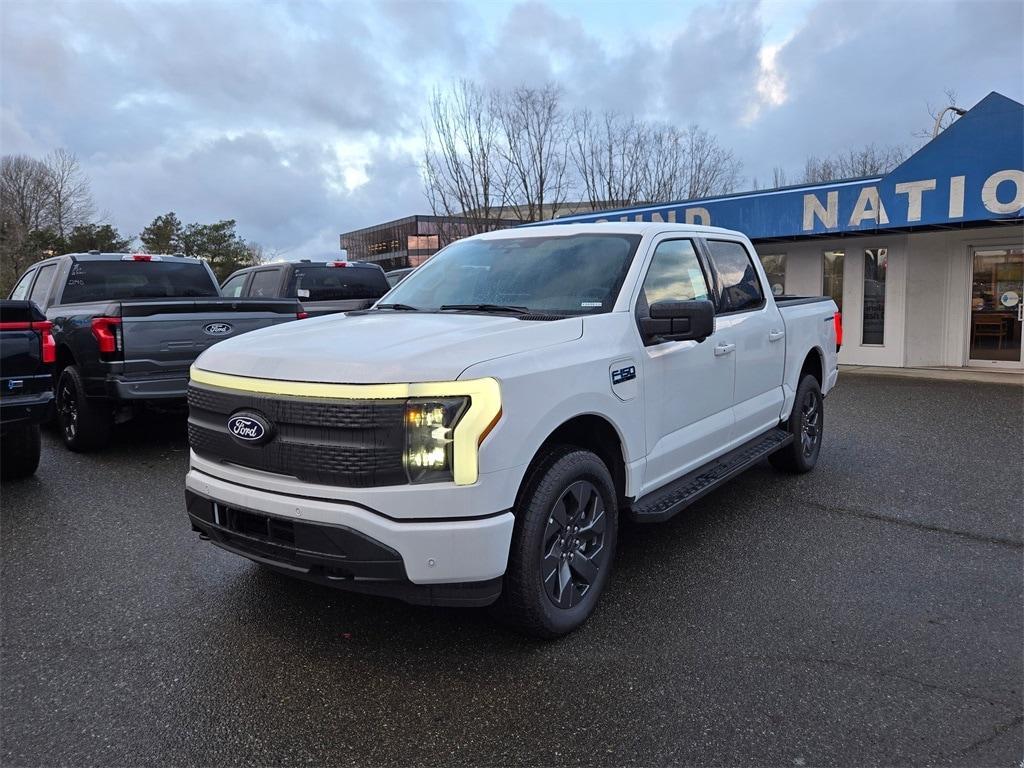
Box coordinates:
[185,223,840,637]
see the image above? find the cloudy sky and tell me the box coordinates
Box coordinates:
[2,0,1021,257]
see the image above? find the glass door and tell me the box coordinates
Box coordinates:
[969,248,1023,366]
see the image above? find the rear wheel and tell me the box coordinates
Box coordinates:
[493,447,617,638]
[769,374,823,473]
[57,365,112,452]
[0,424,42,479]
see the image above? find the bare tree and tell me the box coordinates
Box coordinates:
[639,124,685,203]
[803,143,906,183]
[0,155,53,287]
[771,166,788,189]
[43,149,94,240]
[422,80,509,244]
[1,155,50,236]
[569,109,646,209]
[497,84,570,222]
[681,125,742,199]
[915,88,962,141]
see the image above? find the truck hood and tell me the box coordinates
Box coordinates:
[193,311,583,383]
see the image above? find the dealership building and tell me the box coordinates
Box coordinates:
[342,92,1023,370]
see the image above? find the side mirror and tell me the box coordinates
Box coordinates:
[639,299,715,344]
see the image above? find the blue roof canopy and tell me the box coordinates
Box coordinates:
[543,92,1024,240]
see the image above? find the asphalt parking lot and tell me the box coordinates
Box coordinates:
[2,374,1022,767]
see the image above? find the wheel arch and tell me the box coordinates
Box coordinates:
[800,346,824,388]
[520,413,629,508]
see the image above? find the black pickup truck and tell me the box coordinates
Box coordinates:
[220,259,389,318]
[7,252,303,451]
[0,300,54,478]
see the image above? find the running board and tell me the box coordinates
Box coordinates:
[628,428,793,523]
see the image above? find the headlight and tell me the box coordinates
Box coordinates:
[404,397,468,484]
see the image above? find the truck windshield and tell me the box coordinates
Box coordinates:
[61,260,218,304]
[382,233,643,315]
[288,266,388,301]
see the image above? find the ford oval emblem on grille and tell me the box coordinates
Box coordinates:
[227,412,273,445]
[204,322,233,336]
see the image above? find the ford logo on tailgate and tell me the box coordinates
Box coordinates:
[227,412,273,446]
[204,322,233,336]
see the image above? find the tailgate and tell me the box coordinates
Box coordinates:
[0,300,51,399]
[300,298,375,317]
[119,299,299,378]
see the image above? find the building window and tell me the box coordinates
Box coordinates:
[760,254,786,296]
[408,235,439,251]
[823,250,844,312]
[862,248,887,345]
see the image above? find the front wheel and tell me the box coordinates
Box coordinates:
[769,374,824,473]
[493,447,618,638]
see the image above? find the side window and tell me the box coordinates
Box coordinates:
[9,269,35,300]
[220,273,248,298]
[706,240,765,314]
[28,263,57,306]
[247,270,280,298]
[639,239,710,313]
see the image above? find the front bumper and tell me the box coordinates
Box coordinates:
[185,469,515,605]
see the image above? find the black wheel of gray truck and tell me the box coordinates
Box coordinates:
[493,446,618,638]
[0,424,42,480]
[56,365,111,452]
[769,374,823,474]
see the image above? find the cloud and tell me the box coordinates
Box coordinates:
[1,0,1021,253]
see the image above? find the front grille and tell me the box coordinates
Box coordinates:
[187,383,406,487]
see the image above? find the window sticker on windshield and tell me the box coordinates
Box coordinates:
[581,301,603,307]
[297,288,310,298]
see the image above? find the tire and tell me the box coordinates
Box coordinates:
[769,374,823,474]
[493,446,618,638]
[56,365,112,452]
[0,424,42,479]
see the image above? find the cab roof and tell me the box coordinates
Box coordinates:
[477,221,747,240]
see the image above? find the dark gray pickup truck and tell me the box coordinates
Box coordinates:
[221,259,389,318]
[7,252,302,451]
[0,300,54,478]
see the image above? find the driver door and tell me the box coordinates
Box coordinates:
[636,237,735,496]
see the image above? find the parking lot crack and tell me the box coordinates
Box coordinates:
[757,653,1020,709]
[793,500,1023,549]
[950,714,1024,758]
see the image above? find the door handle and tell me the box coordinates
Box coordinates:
[768,329,786,342]
[714,343,736,356]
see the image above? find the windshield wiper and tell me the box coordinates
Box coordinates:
[440,303,530,314]
[376,303,420,311]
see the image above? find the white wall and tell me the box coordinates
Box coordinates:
[757,224,1024,368]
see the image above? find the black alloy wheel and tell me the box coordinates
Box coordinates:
[769,373,823,474]
[541,480,608,609]
[493,446,618,638]
[798,387,821,457]
[58,378,79,443]
[56,365,111,452]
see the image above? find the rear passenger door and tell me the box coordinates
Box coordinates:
[27,263,58,309]
[702,238,786,443]
[9,269,36,301]
[220,271,250,298]
[244,268,284,298]
[636,237,736,494]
